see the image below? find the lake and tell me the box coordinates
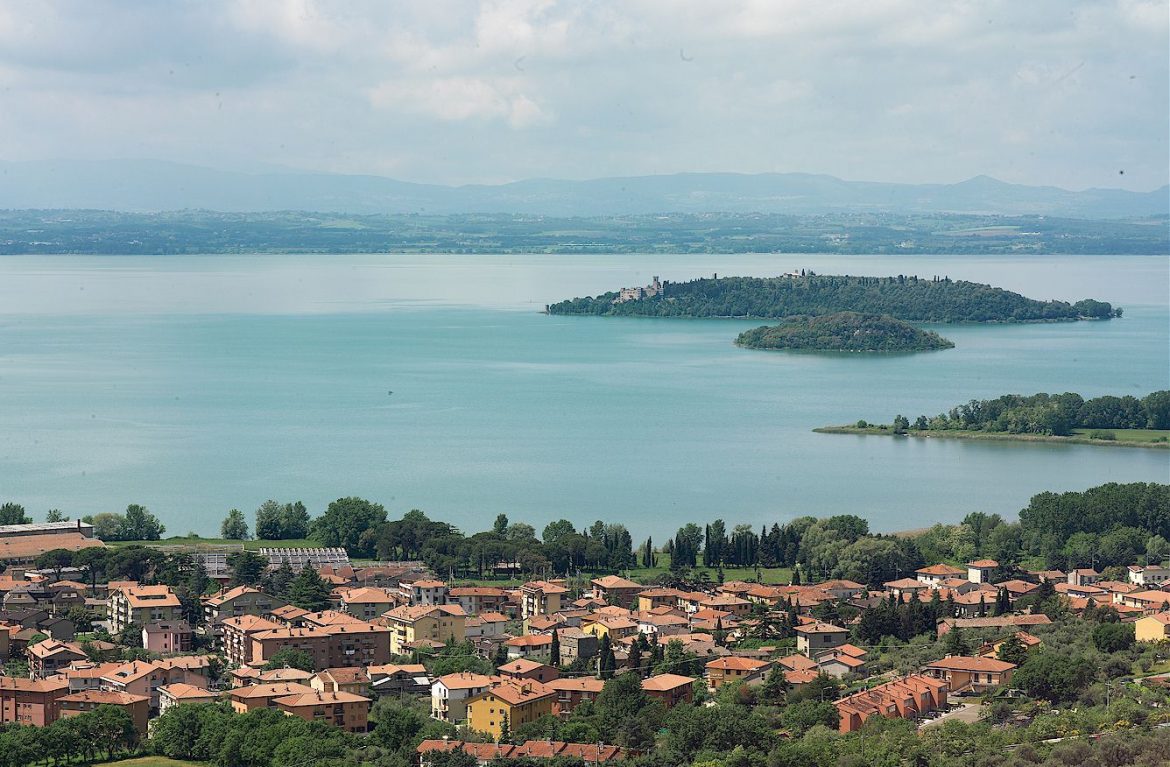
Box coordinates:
[0,253,1166,539]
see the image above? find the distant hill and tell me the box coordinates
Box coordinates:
[0,159,1165,219]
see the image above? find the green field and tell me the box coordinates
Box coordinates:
[626,552,793,584]
[95,758,203,767]
[1070,428,1170,444]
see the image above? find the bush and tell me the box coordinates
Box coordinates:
[1088,429,1117,440]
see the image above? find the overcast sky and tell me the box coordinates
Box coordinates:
[0,0,1166,191]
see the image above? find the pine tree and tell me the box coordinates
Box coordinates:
[994,588,1011,616]
[628,641,642,677]
[996,633,1029,666]
[942,626,969,656]
[287,564,331,611]
[598,633,616,679]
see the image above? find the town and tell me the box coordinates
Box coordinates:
[0,483,1169,767]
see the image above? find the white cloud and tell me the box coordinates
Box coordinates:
[0,0,1162,190]
[368,75,550,128]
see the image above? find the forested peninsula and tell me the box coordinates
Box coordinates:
[735,312,954,352]
[817,390,1170,448]
[547,273,1120,322]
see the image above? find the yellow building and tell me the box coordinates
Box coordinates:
[466,680,555,739]
[1135,613,1170,643]
[581,616,638,641]
[382,604,466,655]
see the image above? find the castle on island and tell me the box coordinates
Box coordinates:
[613,270,814,303]
[614,275,667,303]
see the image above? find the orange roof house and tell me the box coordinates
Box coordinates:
[922,656,1016,693]
[835,675,948,733]
[705,656,771,689]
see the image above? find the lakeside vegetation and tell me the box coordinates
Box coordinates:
[18,482,1166,589]
[817,424,1170,448]
[2,209,1167,255]
[548,273,1119,322]
[818,390,1170,447]
[735,312,954,352]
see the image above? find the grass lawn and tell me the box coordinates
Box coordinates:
[106,537,317,549]
[94,758,204,767]
[1071,428,1170,444]
[627,552,792,584]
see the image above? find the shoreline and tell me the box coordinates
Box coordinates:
[813,425,1170,449]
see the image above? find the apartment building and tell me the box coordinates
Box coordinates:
[590,576,642,608]
[382,603,467,655]
[142,621,193,654]
[158,682,219,714]
[336,587,397,620]
[27,639,87,680]
[466,680,555,740]
[229,682,315,713]
[274,689,371,732]
[520,581,567,619]
[59,690,149,737]
[248,622,392,670]
[101,658,209,710]
[431,672,494,724]
[399,579,448,606]
[109,585,183,633]
[203,586,289,626]
[448,587,509,615]
[221,614,285,668]
[546,677,604,717]
[0,677,69,726]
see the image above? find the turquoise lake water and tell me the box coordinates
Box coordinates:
[0,253,1166,538]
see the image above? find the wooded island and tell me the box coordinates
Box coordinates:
[547,273,1120,323]
[735,312,954,352]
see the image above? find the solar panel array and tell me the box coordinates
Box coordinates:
[259,547,351,568]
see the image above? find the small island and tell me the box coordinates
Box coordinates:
[816,391,1170,448]
[736,312,954,353]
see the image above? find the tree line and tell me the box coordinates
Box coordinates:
[897,390,1170,436]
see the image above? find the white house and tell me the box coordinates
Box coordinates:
[1128,565,1170,588]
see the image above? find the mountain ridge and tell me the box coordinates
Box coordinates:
[0,159,1165,219]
